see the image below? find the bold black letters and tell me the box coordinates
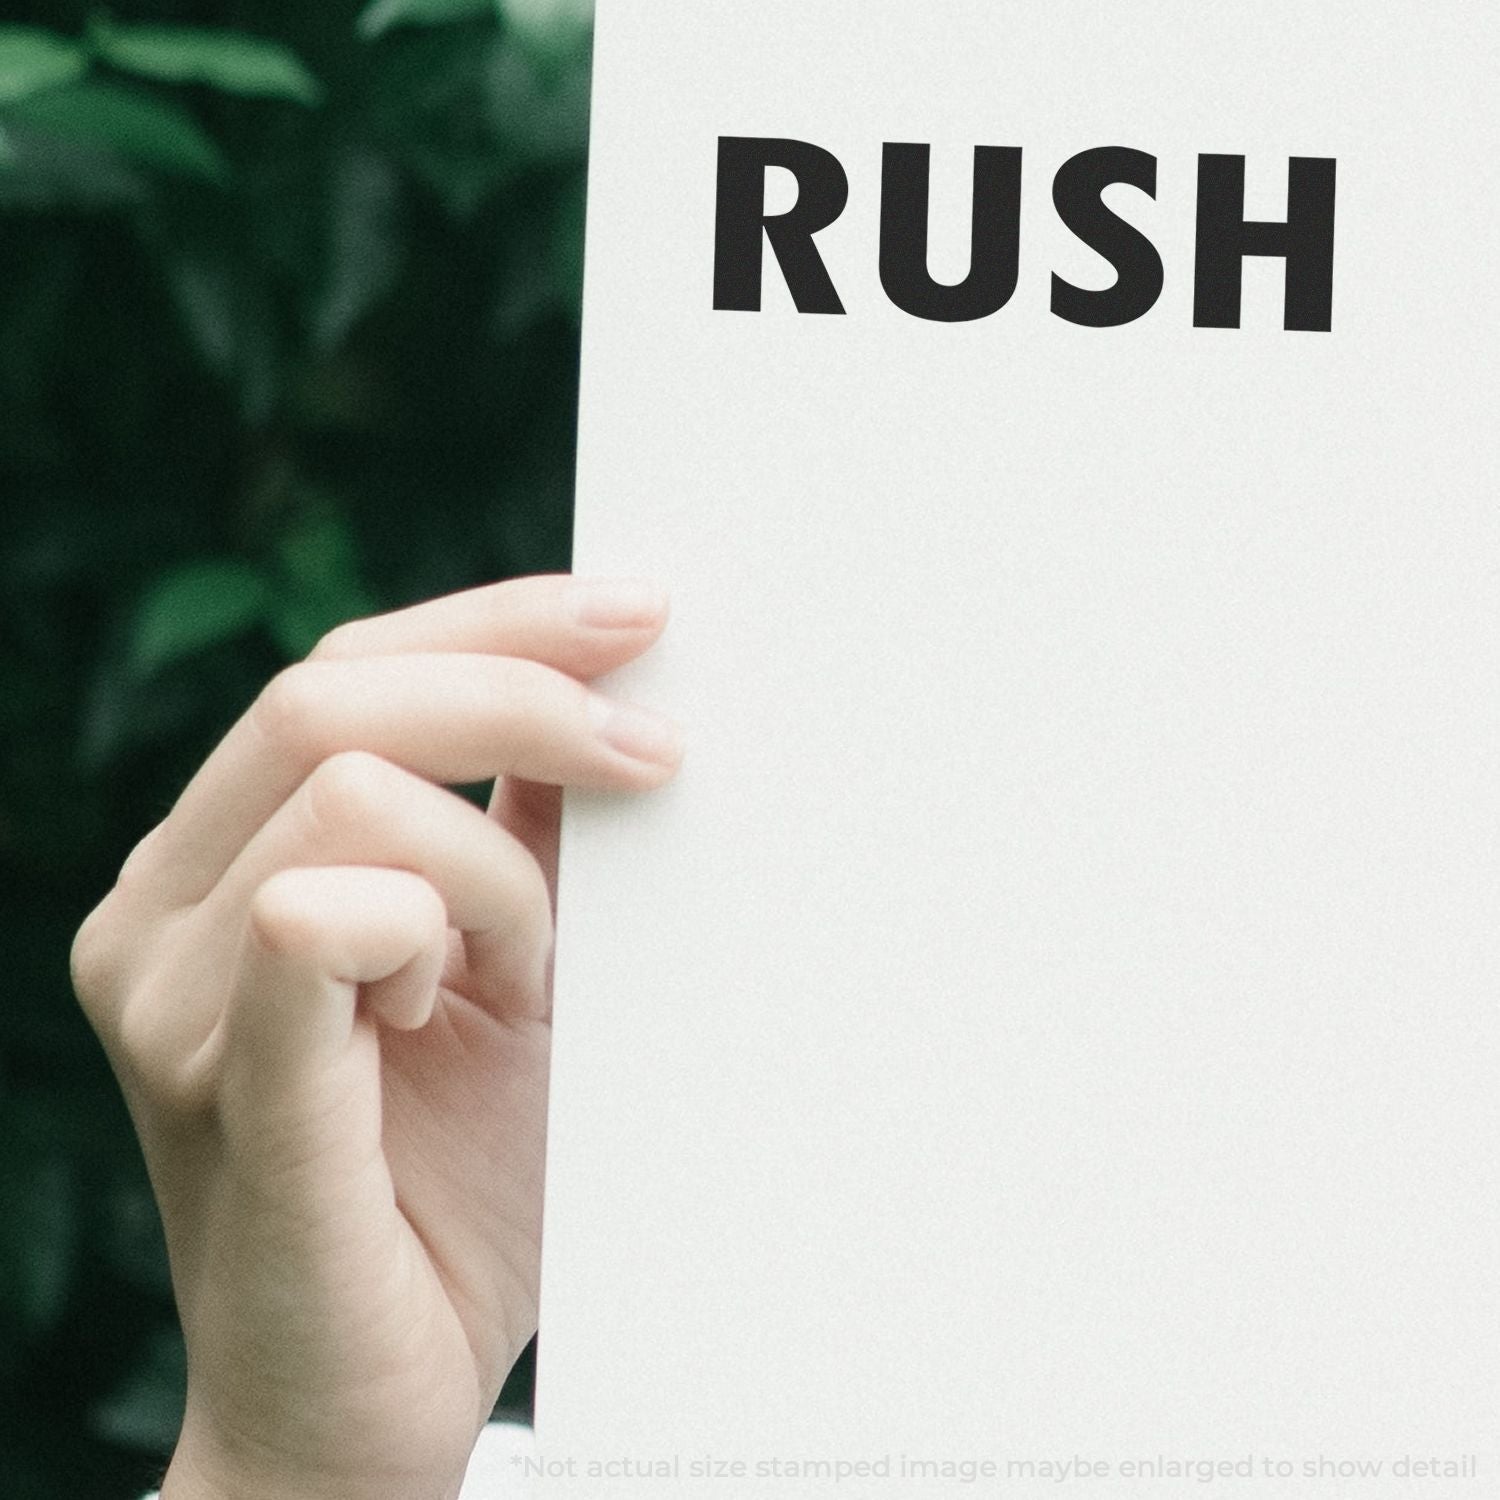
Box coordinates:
[1193,154,1336,331]
[713,137,849,314]
[879,144,1023,322]
[714,139,1337,331]
[1051,147,1164,328]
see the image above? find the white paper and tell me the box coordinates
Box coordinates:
[535,4,1498,1495]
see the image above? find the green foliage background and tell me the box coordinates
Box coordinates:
[1,1,591,1491]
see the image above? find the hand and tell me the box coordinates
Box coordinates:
[69,575,681,1500]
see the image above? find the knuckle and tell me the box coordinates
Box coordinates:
[71,898,207,1112]
[111,823,164,898]
[245,869,325,959]
[250,663,332,758]
[402,881,452,960]
[68,898,121,1013]
[112,989,165,1080]
[409,875,449,937]
[305,620,360,661]
[302,749,399,836]
[72,821,172,1008]
[543,667,596,735]
[111,989,207,1113]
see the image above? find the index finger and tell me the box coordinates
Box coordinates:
[310,573,667,675]
[115,574,674,911]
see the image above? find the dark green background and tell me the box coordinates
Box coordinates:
[2,2,589,1491]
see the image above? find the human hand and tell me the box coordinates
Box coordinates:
[69,575,681,1500]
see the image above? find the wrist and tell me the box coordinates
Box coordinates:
[161,1421,465,1500]
[160,1448,358,1500]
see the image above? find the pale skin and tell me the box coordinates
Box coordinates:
[68,574,683,1500]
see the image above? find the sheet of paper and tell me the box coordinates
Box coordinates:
[535,4,1498,1494]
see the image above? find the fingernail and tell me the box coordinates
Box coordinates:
[590,695,684,766]
[568,578,668,629]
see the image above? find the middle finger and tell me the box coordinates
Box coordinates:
[138,653,682,910]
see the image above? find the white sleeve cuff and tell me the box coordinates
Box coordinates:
[139,1422,538,1500]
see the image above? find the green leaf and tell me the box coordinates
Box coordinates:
[0,122,147,208]
[88,18,323,107]
[481,30,590,165]
[400,138,508,219]
[91,1322,186,1453]
[267,503,377,658]
[128,560,271,678]
[358,0,496,41]
[0,1136,76,1335]
[312,148,403,352]
[156,246,283,422]
[501,0,592,59]
[99,1175,173,1300]
[492,172,586,334]
[6,80,231,183]
[0,25,89,104]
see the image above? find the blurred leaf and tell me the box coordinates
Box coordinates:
[358,0,496,41]
[158,247,282,421]
[128,560,271,679]
[493,171,585,335]
[0,26,89,104]
[481,29,589,163]
[88,18,324,107]
[267,503,378,657]
[6,80,230,184]
[313,147,403,352]
[0,1114,76,1334]
[99,1174,173,1300]
[78,634,223,772]
[90,1321,186,1452]
[0,121,146,208]
[502,0,593,62]
[363,25,512,216]
[402,139,507,218]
